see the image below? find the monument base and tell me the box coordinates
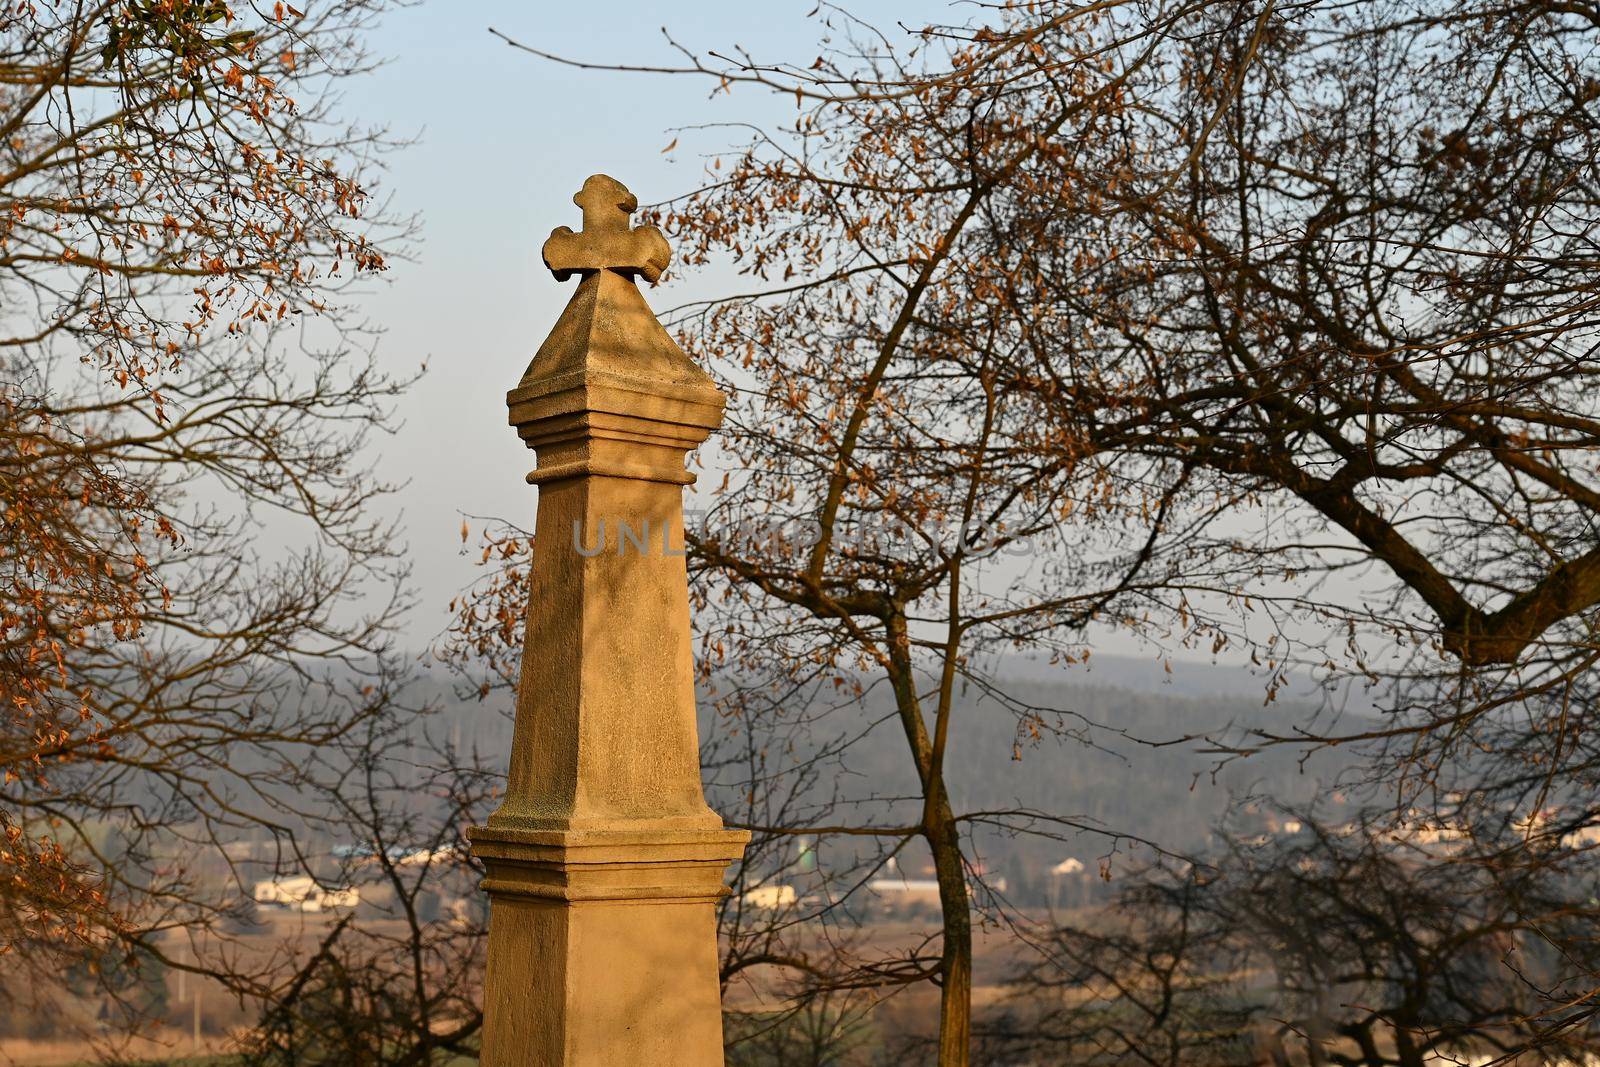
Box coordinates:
[469,826,749,1067]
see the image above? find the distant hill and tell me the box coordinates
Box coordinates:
[417,656,1369,899]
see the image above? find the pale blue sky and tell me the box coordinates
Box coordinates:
[324,0,1337,699]
[338,1,941,646]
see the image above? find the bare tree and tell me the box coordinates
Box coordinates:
[992,806,1600,1067]
[0,0,428,1048]
[235,706,495,1067]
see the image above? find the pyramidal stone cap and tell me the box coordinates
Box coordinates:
[509,175,725,486]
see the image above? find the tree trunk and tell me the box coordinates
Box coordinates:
[929,802,972,1067]
[883,611,972,1066]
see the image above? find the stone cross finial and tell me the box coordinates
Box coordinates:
[541,174,672,283]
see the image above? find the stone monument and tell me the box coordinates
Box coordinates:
[469,175,748,1066]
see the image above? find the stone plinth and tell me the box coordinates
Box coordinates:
[470,175,746,1067]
